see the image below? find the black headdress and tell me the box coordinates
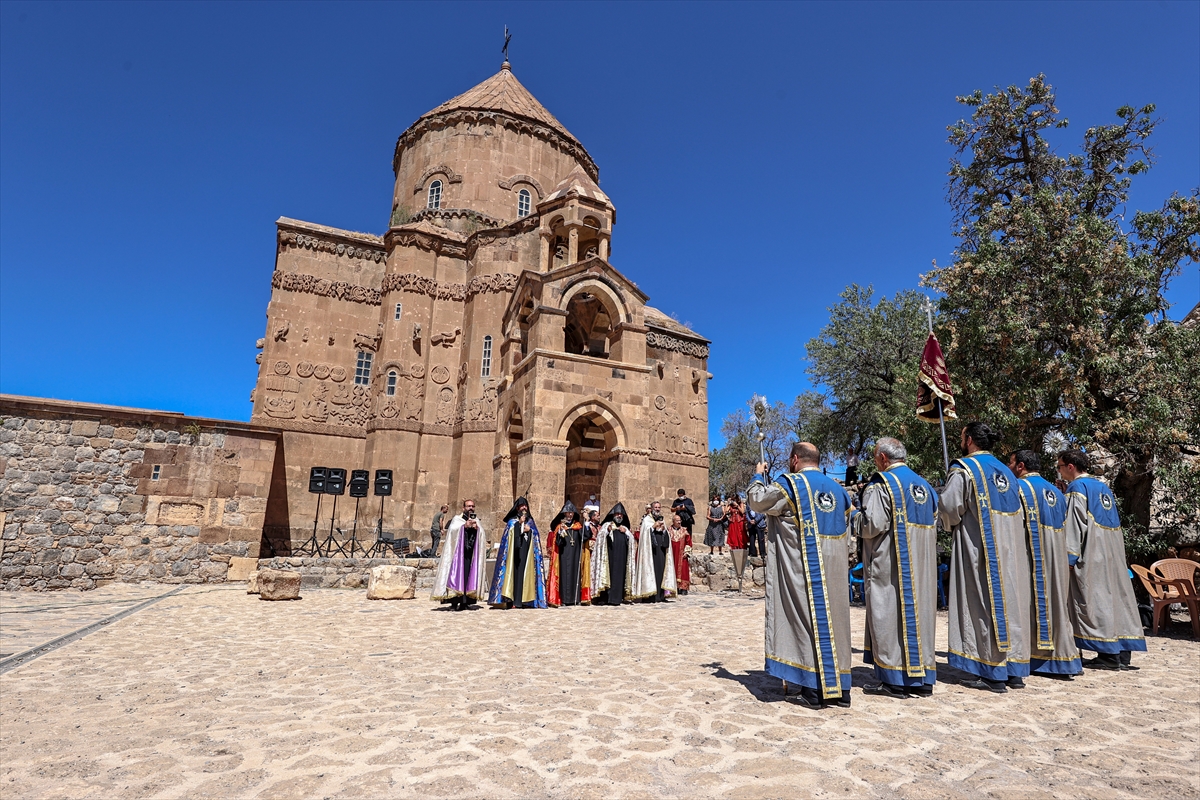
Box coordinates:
[504,496,531,523]
[601,502,629,526]
[551,499,579,530]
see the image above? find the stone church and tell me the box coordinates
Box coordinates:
[251,61,711,546]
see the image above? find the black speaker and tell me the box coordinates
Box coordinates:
[349,469,370,498]
[308,467,327,494]
[325,468,346,496]
[374,469,393,497]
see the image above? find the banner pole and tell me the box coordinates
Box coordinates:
[937,397,951,479]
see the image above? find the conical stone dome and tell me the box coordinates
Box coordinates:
[416,62,582,148]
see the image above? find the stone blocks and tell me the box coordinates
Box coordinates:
[258,568,301,600]
[366,565,417,600]
[226,556,258,582]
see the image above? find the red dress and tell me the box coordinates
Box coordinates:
[669,525,691,591]
[726,507,746,549]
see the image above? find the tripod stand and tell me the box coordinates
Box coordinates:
[319,494,347,557]
[344,497,363,557]
[298,494,323,556]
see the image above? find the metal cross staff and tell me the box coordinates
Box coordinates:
[502,26,512,62]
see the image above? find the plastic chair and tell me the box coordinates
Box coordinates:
[848,563,864,603]
[1151,558,1199,596]
[1131,563,1200,637]
[937,563,950,608]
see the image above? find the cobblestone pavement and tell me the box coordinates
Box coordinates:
[1,586,1197,799]
[0,584,173,659]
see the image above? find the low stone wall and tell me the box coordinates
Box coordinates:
[686,552,766,594]
[1,395,280,591]
[256,556,440,591]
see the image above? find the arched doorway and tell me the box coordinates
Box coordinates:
[564,412,618,512]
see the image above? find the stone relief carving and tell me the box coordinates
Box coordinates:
[467,385,498,423]
[350,333,379,355]
[457,362,468,385]
[273,320,289,342]
[329,366,347,383]
[381,272,518,301]
[302,383,329,423]
[648,400,685,455]
[430,328,462,347]
[263,394,296,419]
[278,230,386,263]
[436,387,456,426]
[263,375,300,393]
[271,270,382,306]
[255,354,262,365]
[325,384,370,427]
[654,395,667,411]
[646,330,710,359]
[431,365,450,385]
[273,360,291,376]
[255,338,265,349]
[411,323,423,342]
[296,361,314,378]
[303,327,310,342]
[313,364,331,380]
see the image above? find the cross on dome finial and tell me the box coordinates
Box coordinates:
[502,25,512,68]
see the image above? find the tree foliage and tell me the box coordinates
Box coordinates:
[925,74,1200,552]
[709,399,795,498]
[801,285,950,482]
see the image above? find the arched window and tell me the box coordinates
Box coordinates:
[517,188,531,218]
[386,370,398,396]
[481,335,493,378]
[427,180,442,210]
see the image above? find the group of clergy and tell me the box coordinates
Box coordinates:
[430,496,680,610]
[747,422,1147,710]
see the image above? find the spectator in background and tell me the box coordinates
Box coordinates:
[583,494,600,519]
[671,489,696,536]
[430,504,449,556]
[705,494,727,555]
[668,513,692,595]
[745,503,766,559]
[845,448,860,486]
[725,495,746,551]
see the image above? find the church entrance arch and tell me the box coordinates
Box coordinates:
[563,283,621,359]
[559,401,625,513]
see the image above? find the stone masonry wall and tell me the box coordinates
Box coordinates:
[0,396,280,591]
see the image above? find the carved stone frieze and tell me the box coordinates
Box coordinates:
[278,230,386,262]
[646,330,710,359]
[380,272,518,302]
[271,270,382,306]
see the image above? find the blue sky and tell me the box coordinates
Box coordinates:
[2,1,1197,446]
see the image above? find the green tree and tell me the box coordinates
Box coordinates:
[709,398,794,498]
[925,74,1200,555]
[802,285,950,482]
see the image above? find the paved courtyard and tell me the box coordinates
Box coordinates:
[1,584,1197,799]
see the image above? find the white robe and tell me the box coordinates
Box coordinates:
[632,516,677,599]
[431,514,488,601]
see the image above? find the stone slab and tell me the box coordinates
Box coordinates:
[366,565,417,600]
[226,556,258,582]
[258,569,300,601]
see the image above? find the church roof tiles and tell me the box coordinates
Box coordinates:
[543,167,612,208]
[416,63,581,147]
